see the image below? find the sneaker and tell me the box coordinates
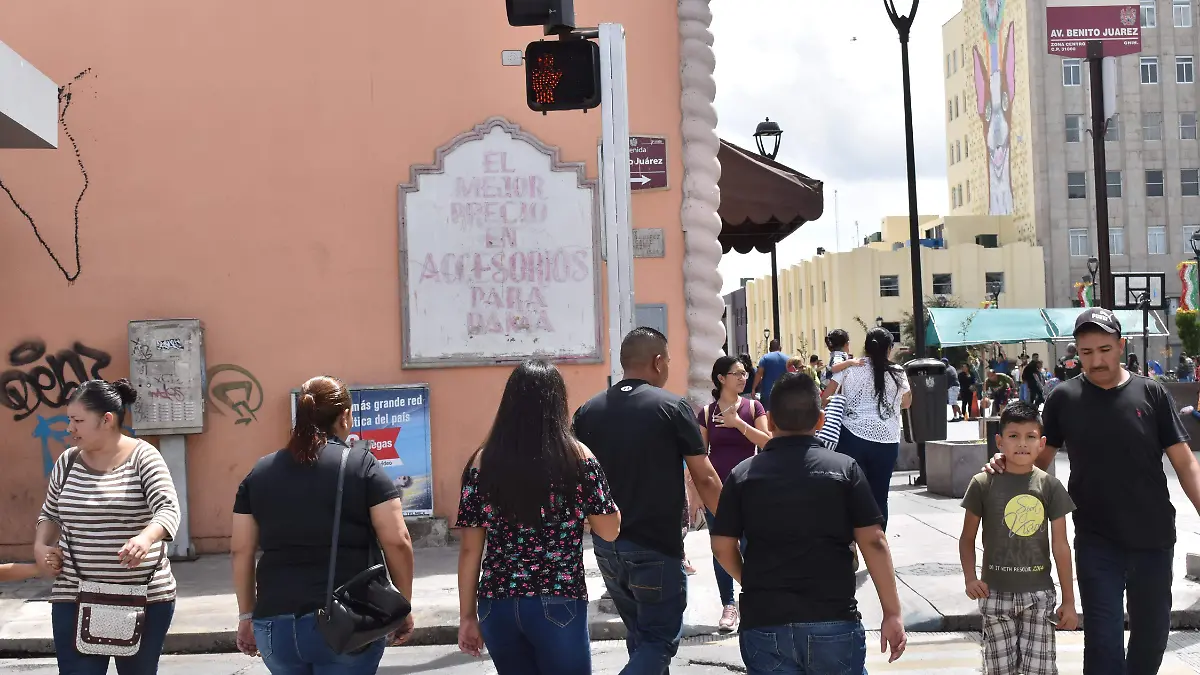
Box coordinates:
[718,604,739,633]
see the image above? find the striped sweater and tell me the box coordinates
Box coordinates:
[37,441,181,603]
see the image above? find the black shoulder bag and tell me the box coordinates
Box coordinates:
[315,445,412,654]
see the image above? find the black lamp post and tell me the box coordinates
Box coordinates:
[987,281,1002,309]
[754,118,784,346]
[763,328,771,354]
[1086,257,1099,307]
[1190,231,1200,266]
[883,0,926,358]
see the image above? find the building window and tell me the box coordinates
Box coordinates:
[947,100,953,121]
[1069,228,1090,256]
[1107,170,1123,197]
[788,292,793,310]
[880,322,902,344]
[1066,114,1084,142]
[1179,56,1195,83]
[879,275,900,297]
[1185,225,1200,248]
[1067,171,1087,199]
[956,140,961,162]
[955,96,960,118]
[946,54,952,77]
[1110,228,1126,255]
[949,144,955,165]
[966,180,972,202]
[964,136,969,157]
[1176,0,1192,27]
[985,271,1005,292]
[1144,0,1158,26]
[1183,112,1199,139]
[822,281,827,302]
[1144,112,1164,141]
[1184,168,1200,196]
[1142,56,1160,84]
[1147,169,1166,196]
[932,274,953,295]
[1105,119,1121,141]
[1148,225,1168,254]
[1063,59,1082,86]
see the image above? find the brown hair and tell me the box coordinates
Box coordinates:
[287,376,351,464]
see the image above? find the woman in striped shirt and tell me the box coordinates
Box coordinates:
[33,378,181,675]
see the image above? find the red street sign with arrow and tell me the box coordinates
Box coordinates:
[629,135,668,192]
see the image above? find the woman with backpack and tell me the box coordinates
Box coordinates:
[697,355,772,632]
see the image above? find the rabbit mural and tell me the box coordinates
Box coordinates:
[973,0,1017,216]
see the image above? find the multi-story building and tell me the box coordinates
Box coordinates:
[942,0,1200,312]
[740,215,1047,359]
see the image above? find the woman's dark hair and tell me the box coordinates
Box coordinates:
[288,375,351,465]
[863,328,901,417]
[69,379,137,428]
[473,359,583,526]
[738,354,754,374]
[825,329,850,352]
[711,355,741,399]
[1053,365,1066,381]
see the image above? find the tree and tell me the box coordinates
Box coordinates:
[900,295,962,352]
[1178,310,1200,357]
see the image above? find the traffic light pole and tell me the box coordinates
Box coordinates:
[598,23,636,384]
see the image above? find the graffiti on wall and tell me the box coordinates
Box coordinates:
[206,364,263,426]
[0,69,93,284]
[973,0,1016,216]
[31,414,136,476]
[0,340,112,421]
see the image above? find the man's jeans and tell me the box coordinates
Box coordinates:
[739,620,867,675]
[1075,533,1173,675]
[592,535,688,675]
[252,612,386,675]
[477,596,591,675]
[703,509,745,607]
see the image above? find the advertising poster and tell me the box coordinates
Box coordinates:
[291,384,433,517]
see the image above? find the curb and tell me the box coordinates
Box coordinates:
[4,610,1200,657]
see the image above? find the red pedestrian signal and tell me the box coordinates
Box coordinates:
[525,39,601,113]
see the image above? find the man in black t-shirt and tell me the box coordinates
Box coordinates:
[573,327,723,673]
[1059,342,1083,380]
[988,308,1200,675]
[710,372,907,673]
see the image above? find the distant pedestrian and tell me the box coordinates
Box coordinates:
[738,354,756,397]
[1177,354,1194,382]
[698,355,772,632]
[456,360,621,674]
[1059,343,1083,380]
[944,357,962,422]
[710,372,907,674]
[987,308,1200,674]
[753,339,789,411]
[958,363,978,421]
[34,379,181,675]
[231,375,416,674]
[961,402,1077,675]
[572,327,724,673]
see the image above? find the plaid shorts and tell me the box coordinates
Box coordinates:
[980,588,1058,675]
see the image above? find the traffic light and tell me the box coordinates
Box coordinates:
[525,39,601,113]
[506,0,575,32]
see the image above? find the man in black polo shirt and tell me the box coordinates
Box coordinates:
[573,327,724,674]
[710,372,907,674]
[988,308,1200,674]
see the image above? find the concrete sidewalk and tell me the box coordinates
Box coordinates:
[5,421,1200,655]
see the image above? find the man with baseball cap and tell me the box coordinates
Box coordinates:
[988,307,1200,674]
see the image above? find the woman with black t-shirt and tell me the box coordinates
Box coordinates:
[456,360,621,675]
[230,376,416,674]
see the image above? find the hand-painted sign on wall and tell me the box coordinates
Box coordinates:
[399,117,602,368]
[290,384,433,516]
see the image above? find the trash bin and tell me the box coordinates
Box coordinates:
[905,358,949,443]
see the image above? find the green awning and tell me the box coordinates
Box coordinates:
[925,308,1055,347]
[1041,308,1168,340]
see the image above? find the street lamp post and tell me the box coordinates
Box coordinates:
[754,118,784,346]
[763,328,771,355]
[1087,257,1099,307]
[883,0,926,358]
[1190,231,1200,268]
[987,281,1002,309]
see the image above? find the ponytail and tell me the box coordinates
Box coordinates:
[286,376,351,465]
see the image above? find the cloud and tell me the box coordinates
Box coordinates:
[711,0,964,293]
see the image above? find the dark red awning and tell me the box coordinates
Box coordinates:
[717,140,824,254]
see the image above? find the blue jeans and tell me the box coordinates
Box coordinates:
[592,535,688,675]
[477,596,591,674]
[836,428,899,528]
[740,620,867,675]
[1075,533,1173,675]
[252,612,386,675]
[52,601,174,675]
[703,509,745,607]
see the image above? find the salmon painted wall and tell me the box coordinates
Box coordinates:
[0,0,688,557]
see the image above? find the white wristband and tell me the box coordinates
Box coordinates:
[238,612,253,622]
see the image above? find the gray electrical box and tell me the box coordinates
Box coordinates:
[128,319,206,435]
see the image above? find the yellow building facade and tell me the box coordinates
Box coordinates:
[742,215,1046,359]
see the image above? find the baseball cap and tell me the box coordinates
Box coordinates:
[1074,307,1122,335]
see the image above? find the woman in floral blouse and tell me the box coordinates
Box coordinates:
[456,359,621,675]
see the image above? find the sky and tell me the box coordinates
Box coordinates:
[711,0,964,294]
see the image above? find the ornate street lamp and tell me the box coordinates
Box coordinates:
[1086,257,1099,287]
[987,280,1002,308]
[883,0,926,357]
[1190,231,1200,264]
[753,117,782,160]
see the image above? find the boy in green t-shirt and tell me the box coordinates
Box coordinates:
[960,401,1078,675]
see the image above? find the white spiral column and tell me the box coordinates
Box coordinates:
[678,0,725,407]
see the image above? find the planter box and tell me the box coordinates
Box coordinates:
[926,440,990,499]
